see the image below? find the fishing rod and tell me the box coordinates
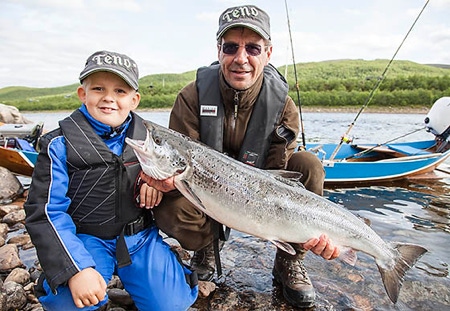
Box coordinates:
[329,0,430,161]
[342,127,425,161]
[284,0,306,149]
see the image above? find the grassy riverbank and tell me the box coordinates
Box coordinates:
[1,59,449,112]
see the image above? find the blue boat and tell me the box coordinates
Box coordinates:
[0,122,42,176]
[304,97,450,185]
[305,140,450,185]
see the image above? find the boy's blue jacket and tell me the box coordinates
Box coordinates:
[24,105,147,291]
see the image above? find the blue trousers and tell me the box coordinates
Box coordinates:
[38,227,198,311]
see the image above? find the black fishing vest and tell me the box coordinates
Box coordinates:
[59,110,146,239]
[196,63,288,168]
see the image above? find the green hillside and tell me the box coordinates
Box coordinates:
[1,59,449,111]
[288,59,449,80]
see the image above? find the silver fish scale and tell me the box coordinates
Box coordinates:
[127,120,428,303]
[138,121,393,263]
[183,142,394,265]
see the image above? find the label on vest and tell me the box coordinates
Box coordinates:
[200,105,218,117]
[242,151,259,166]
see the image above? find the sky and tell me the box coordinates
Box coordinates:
[0,0,449,89]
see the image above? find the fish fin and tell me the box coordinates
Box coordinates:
[268,170,303,180]
[267,170,305,188]
[339,247,358,266]
[271,240,296,255]
[177,180,207,212]
[377,243,427,304]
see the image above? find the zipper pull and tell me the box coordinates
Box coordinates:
[234,92,239,120]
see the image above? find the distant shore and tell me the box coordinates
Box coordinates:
[138,106,430,115]
[300,106,429,114]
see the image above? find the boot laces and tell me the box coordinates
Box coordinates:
[191,248,213,266]
[283,257,311,286]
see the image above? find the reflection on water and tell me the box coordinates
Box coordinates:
[324,176,450,310]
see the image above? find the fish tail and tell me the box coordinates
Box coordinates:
[377,243,427,303]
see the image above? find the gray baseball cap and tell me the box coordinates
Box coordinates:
[216,5,271,41]
[79,51,139,90]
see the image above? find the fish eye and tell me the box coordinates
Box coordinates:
[153,137,162,145]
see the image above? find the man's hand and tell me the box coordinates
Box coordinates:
[68,268,107,308]
[139,172,176,193]
[302,234,339,260]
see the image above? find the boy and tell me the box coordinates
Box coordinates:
[24,50,198,311]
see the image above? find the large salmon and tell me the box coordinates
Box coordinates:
[126,120,427,304]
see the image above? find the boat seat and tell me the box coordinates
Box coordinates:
[386,144,431,156]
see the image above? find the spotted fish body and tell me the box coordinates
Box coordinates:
[126,120,427,304]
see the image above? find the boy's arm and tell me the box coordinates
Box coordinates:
[24,134,96,291]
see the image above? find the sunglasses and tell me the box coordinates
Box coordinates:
[220,43,264,56]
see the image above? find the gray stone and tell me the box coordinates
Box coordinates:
[0,168,23,204]
[2,281,27,310]
[0,244,23,271]
[107,288,134,306]
[4,267,30,285]
[2,210,25,226]
[0,104,33,124]
[7,232,31,247]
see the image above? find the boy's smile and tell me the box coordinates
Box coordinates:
[77,71,140,128]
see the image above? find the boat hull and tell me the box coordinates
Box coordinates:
[0,147,36,176]
[305,140,450,185]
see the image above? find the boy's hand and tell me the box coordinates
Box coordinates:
[139,182,163,209]
[68,267,107,308]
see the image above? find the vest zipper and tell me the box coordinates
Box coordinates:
[229,91,240,153]
[116,157,124,222]
[234,91,239,120]
[231,91,239,133]
[225,91,240,156]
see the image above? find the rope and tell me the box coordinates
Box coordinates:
[342,127,426,161]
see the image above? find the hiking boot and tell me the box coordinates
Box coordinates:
[272,245,315,308]
[190,241,223,281]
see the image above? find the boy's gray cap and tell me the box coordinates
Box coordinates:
[79,50,139,90]
[216,5,270,41]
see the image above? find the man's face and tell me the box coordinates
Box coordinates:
[218,27,272,91]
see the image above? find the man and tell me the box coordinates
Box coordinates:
[140,5,339,308]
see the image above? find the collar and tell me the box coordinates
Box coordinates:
[219,69,264,110]
[79,104,132,139]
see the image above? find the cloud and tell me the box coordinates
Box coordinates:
[0,0,448,88]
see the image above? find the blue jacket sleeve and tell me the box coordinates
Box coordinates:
[25,133,97,291]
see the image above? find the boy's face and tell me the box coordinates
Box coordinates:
[77,71,140,128]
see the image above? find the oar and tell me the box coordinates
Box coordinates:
[436,167,450,175]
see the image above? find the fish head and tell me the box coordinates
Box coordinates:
[125,120,188,180]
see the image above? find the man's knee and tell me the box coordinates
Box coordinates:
[287,151,325,195]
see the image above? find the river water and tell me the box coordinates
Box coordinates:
[23,110,450,310]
